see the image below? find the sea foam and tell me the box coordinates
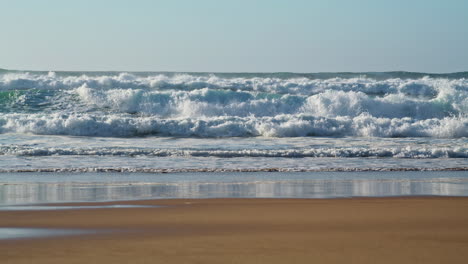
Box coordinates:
[0,71,466,138]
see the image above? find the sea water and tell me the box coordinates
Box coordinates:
[1,171,468,205]
[0,70,466,202]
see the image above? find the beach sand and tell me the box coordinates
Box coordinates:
[1,197,468,263]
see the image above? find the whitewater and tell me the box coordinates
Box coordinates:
[0,70,466,172]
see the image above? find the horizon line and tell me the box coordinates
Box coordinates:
[1,67,467,75]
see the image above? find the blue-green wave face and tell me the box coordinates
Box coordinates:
[0,71,466,138]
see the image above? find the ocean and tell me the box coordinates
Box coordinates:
[0,70,467,203]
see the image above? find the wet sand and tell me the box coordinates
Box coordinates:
[1,197,468,264]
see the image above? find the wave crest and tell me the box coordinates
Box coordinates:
[1,113,466,138]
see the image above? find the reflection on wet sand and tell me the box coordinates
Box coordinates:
[2,177,468,205]
[0,228,91,240]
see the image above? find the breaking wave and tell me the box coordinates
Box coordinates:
[0,71,467,138]
[1,167,466,173]
[1,145,466,158]
[0,113,466,138]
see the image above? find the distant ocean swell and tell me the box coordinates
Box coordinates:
[1,71,466,138]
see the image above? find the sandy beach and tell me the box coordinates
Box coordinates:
[1,197,468,263]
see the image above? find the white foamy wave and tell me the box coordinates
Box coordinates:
[75,85,304,117]
[1,72,466,138]
[0,167,466,173]
[0,113,466,138]
[1,145,466,158]
[1,72,467,98]
[72,86,466,119]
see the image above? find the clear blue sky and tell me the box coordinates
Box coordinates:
[1,0,467,72]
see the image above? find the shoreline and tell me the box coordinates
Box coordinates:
[1,197,468,263]
[2,170,468,205]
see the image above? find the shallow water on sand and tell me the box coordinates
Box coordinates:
[0,227,91,240]
[1,134,466,173]
[1,171,467,205]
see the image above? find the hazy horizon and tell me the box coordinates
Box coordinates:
[1,67,467,74]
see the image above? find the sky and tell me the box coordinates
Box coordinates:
[1,0,467,73]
